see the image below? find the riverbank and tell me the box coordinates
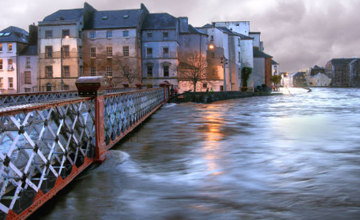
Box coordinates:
[169,91,283,103]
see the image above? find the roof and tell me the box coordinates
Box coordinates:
[330,58,358,65]
[142,13,177,30]
[184,25,207,35]
[216,27,253,40]
[0,26,28,43]
[253,48,272,58]
[202,23,213,28]
[19,45,38,55]
[91,9,143,29]
[271,60,279,65]
[43,9,84,21]
[249,32,261,34]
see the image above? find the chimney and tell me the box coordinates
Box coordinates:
[179,17,188,33]
[28,25,38,45]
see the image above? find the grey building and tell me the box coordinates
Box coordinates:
[325,58,360,87]
[82,4,149,87]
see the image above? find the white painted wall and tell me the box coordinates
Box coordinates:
[18,55,38,92]
[0,42,18,93]
[249,33,260,48]
[214,21,250,35]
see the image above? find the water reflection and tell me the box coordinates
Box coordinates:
[33,88,360,220]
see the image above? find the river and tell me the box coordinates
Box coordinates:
[31,88,360,220]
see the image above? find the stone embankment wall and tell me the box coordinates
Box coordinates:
[169,91,282,103]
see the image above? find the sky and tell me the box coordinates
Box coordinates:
[0,0,359,73]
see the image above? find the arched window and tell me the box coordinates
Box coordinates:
[46,83,52,91]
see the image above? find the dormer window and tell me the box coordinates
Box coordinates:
[102,16,108,20]
[123,15,129,19]
[4,33,11,36]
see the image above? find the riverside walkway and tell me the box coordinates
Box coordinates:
[0,76,169,220]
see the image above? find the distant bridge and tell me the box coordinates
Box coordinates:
[0,77,170,220]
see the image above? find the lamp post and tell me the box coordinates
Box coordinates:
[60,35,69,90]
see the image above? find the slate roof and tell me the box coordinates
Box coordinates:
[202,24,213,28]
[43,9,84,21]
[91,9,143,29]
[0,26,28,43]
[330,58,358,65]
[142,13,177,30]
[19,45,38,55]
[271,60,279,65]
[183,25,207,35]
[216,27,253,40]
[253,48,272,58]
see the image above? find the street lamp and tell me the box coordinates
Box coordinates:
[61,35,69,90]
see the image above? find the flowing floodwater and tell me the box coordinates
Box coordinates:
[32,88,360,220]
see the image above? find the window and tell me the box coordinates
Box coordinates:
[26,57,30,68]
[90,32,96,39]
[203,82,207,88]
[147,66,153,76]
[62,29,70,38]
[211,52,215,58]
[238,52,241,63]
[106,31,112,38]
[25,88,31,92]
[0,59,2,70]
[64,66,70,77]
[64,85,69,90]
[147,33,152,38]
[0,44,2,52]
[163,47,169,57]
[25,71,31,84]
[123,46,129,56]
[45,30,52,38]
[46,83,52,92]
[90,67,96,76]
[45,66,53,78]
[8,59,13,70]
[90,47,96,58]
[163,66,169,77]
[45,46,53,58]
[163,32,168,39]
[106,67,112,76]
[8,44,12,51]
[210,35,214,41]
[63,45,70,57]
[238,38,240,46]
[147,48,152,57]
[106,47,112,57]
[8,78,13,88]
[0,78,3,88]
[123,31,129,37]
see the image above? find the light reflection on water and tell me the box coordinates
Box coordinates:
[33,88,360,220]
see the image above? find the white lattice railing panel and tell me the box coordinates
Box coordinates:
[0,98,95,217]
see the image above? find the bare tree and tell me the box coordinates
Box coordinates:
[112,56,141,86]
[178,51,208,92]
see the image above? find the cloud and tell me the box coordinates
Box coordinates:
[0,0,359,72]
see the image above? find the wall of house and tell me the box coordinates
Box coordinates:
[142,29,179,87]
[82,28,140,86]
[253,57,265,88]
[0,42,18,93]
[38,22,82,91]
[213,21,250,35]
[239,39,254,89]
[265,57,272,87]
[18,55,38,92]
[272,64,280,76]
[350,60,360,87]
[250,33,260,48]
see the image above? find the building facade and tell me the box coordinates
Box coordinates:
[0,26,30,93]
[82,5,148,87]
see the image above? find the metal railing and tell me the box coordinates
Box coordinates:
[0,84,169,219]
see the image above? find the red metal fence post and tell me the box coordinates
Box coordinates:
[76,76,107,162]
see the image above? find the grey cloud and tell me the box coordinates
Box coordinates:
[0,0,359,73]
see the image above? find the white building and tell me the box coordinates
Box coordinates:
[0,26,30,93]
[309,73,331,87]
